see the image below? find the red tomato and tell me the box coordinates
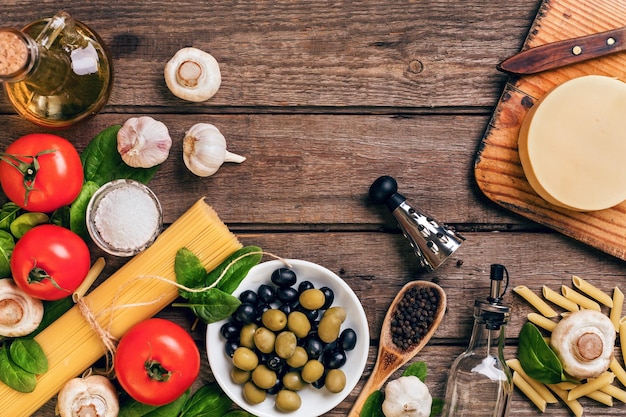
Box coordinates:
[11,224,91,300]
[0,133,83,212]
[115,318,200,406]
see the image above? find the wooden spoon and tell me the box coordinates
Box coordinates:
[348,280,447,416]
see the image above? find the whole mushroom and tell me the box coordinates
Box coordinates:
[57,375,118,417]
[0,278,44,337]
[550,309,615,380]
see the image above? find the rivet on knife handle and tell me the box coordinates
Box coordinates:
[497,26,626,75]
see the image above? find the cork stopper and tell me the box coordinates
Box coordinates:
[0,29,29,77]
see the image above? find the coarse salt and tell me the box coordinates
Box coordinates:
[93,184,160,251]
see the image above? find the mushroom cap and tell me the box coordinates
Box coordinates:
[164,47,221,102]
[550,309,615,380]
[0,278,44,337]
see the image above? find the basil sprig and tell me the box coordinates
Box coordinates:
[0,339,47,393]
[518,322,568,384]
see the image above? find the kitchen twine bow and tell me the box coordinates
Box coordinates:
[75,250,289,376]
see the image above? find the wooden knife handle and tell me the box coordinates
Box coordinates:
[498,26,626,74]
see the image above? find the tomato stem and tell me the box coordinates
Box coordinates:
[28,266,70,293]
[0,150,56,207]
[145,359,172,382]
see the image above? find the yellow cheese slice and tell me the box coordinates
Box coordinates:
[518,75,626,211]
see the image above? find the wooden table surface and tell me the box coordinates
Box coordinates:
[4,1,626,416]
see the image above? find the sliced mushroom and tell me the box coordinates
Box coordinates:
[0,278,44,337]
[550,309,615,380]
[57,375,119,417]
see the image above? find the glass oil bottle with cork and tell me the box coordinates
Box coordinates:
[441,264,513,417]
[0,11,113,128]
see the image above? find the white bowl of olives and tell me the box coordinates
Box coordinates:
[206,259,369,417]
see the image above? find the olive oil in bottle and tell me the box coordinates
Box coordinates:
[0,12,112,129]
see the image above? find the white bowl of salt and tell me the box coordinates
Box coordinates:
[86,179,163,257]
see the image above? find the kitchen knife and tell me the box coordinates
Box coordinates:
[497,26,626,75]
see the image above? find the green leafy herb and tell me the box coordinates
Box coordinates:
[118,390,189,417]
[402,361,428,382]
[175,248,210,299]
[187,288,241,324]
[223,412,255,417]
[69,180,100,238]
[0,345,36,393]
[212,246,263,293]
[0,203,20,231]
[179,384,232,417]
[518,322,566,384]
[0,230,15,277]
[9,212,48,238]
[360,390,385,417]
[9,339,48,374]
[81,125,159,186]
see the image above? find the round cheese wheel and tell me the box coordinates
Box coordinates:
[518,75,626,211]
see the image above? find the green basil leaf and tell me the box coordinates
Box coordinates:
[9,339,48,374]
[223,412,254,417]
[213,246,262,294]
[360,390,385,417]
[81,125,159,186]
[175,248,209,299]
[0,345,36,392]
[0,230,15,277]
[9,212,49,239]
[0,203,20,231]
[402,361,428,382]
[30,297,74,337]
[69,181,101,239]
[430,398,444,417]
[187,288,242,324]
[118,390,189,417]
[518,322,565,384]
[180,384,232,417]
[49,205,70,228]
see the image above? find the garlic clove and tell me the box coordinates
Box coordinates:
[164,47,221,102]
[57,375,119,417]
[117,116,172,168]
[183,123,245,177]
[0,278,44,337]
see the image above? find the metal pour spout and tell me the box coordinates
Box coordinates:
[369,175,464,271]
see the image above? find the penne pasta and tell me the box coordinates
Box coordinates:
[571,275,613,307]
[620,318,626,363]
[506,359,558,404]
[547,384,583,417]
[561,285,601,311]
[610,286,624,333]
[514,285,558,317]
[600,383,626,403]
[512,371,547,412]
[527,312,557,332]
[584,389,613,406]
[567,372,614,401]
[610,358,626,388]
[542,285,579,312]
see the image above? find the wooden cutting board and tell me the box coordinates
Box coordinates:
[475,0,626,261]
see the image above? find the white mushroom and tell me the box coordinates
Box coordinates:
[0,278,44,337]
[57,375,119,417]
[164,47,221,102]
[550,309,615,380]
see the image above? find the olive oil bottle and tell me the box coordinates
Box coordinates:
[0,12,112,129]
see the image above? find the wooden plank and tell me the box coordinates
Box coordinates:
[475,0,626,261]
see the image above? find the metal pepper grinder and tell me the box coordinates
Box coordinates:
[369,175,464,271]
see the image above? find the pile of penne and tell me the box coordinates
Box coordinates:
[512,276,626,416]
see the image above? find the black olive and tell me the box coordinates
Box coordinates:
[271,268,297,287]
[267,380,284,395]
[339,328,357,351]
[298,280,315,293]
[303,334,324,359]
[278,302,293,315]
[277,286,299,303]
[296,304,319,322]
[312,373,326,389]
[257,284,276,304]
[233,302,257,324]
[239,289,259,305]
[257,303,271,318]
[266,353,286,373]
[320,286,335,309]
[323,348,347,369]
[224,340,239,357]
[220,321,241,340]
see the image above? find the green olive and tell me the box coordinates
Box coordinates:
[275,389,302,412]
[317,314,342,343]
[231,367,251,384]
[243,381,266,405]
[232,347,258,371]
[299,288,326,310]
[282,370,307,391]
[262,309,287,331]
[239,322,258,349]
[325,369,347,393]
[301,359,325,383]
[324,306,347,322]
[252,364,277,390]
[287,311,311,338]
[253,327,276,354]
[275,331,297,359]
[286,346,308,368]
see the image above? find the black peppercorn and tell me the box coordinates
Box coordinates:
[389,286,440,351]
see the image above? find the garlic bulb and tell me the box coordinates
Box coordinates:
[0,278,44,337]
[183,123,246,177]
[117,116,172,168]
[550,309,615,380]
[164,48,221,102]
[57,375,119,417]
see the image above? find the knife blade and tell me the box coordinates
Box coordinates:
[497,26,626,75]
